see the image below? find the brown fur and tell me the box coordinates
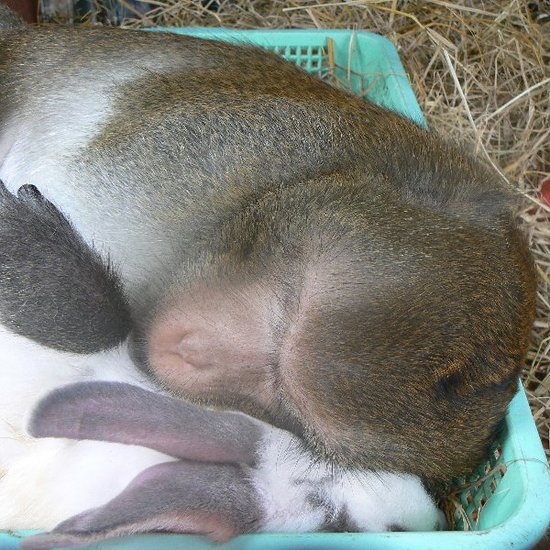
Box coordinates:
[199,175,536,483]
[0,15,536,485]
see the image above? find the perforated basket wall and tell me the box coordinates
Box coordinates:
[440,438,507,532]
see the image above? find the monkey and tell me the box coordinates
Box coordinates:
[0,2,536,543]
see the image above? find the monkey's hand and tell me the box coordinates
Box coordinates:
[22,382,443,549]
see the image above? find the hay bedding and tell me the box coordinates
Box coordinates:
[39,0,549,533]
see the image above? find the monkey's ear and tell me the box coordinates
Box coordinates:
[29,381,265,465]
[20,459,261,550]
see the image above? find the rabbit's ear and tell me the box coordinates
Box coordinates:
[20,459,261,550]
[0,181,131,354]
[29,381,266,466]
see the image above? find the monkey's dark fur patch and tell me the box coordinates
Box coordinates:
[0,182,131,353]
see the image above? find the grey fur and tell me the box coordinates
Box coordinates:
[26,381,270,549]
[29,381,265,465]
[21,460,261,550]
[0,181,131,352]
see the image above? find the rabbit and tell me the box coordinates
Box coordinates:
[0,183,167,529]
[0,182,443,547]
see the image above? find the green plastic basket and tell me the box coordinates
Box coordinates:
[3,27,550,550]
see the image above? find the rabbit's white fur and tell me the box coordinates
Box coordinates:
[253,428,443,532]
[0,440,172,529]
[0,326,172,528]
[0,324,443,534]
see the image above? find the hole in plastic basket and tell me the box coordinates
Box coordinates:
[440,442,507,531]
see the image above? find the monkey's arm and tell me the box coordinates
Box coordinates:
[0,181,130,353]
[23,381,443,549]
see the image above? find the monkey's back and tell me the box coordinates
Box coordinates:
[0,26,511,291]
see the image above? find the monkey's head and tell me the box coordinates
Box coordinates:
[143,169,535,484]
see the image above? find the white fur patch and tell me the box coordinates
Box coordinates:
[253,427,443,533]
[0,439,172,529]
[0,326,153,447]
[0,59,186,290]
[0,327,172,529]
[329,469,443,531]
[251,427,328,532]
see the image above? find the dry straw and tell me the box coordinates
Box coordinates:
[42,0,550,532]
